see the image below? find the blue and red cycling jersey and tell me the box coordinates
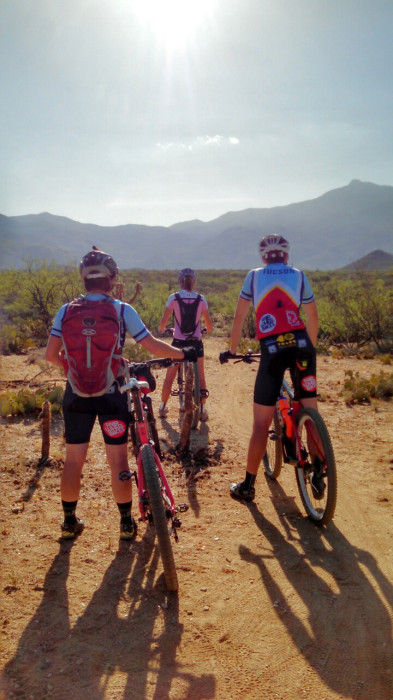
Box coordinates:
[240,263,315,340]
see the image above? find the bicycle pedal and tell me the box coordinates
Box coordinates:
[177,503,189,513]
[173,516,182,529]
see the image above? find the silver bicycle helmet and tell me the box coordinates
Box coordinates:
[178,267,196,283]
[259,234,290,258]
[79,246,119,280]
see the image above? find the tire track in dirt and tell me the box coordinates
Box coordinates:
[1,340,393,699]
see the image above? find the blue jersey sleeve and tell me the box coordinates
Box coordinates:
[239,270,254,302]
[50,304,69,337]
[301,273,315,304]
[120,302,149,342]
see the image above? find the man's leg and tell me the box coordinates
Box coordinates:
[105,442,132,503]
[160,364,178,414]
[60,442,89,538]
[106,443,137,540]
[246,403,276,474]
[197,356,207,392]
[230,403,275,501]
[61,442,89,500]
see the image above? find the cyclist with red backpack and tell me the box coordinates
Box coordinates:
[220,234,319,502]
[158,268,212,419]
[45,248,197,540]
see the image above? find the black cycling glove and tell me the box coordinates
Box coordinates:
[219,350,236,364]
[182,346,198,363]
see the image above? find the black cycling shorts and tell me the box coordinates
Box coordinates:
[172,337,204,358]
[62,380,129,445]
[254,330,317,406]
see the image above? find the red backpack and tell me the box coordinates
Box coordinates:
[60,296,125,397]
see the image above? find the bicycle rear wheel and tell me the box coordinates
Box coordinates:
[263,407,283,479]
[141,444,178,591]
[295,408,337,525]
[191,362,201,430]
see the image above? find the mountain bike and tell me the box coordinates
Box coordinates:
[164,328,202,430]
[173,354,201,429]
[221,351,337,525]
[119,358,189,591]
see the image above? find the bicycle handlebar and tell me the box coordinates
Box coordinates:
[127,357,188,373]
[219,350,261,365]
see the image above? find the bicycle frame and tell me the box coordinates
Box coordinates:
[120,363,188,539]
[280,377,327,470]
[224,352,317,471]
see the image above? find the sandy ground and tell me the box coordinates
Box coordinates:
[0,337,392,700]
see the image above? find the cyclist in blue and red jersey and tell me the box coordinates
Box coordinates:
[220,234,319,502]
[45,248,197,540]
[159,268,212,419]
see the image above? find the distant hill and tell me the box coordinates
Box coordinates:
[342,249,393,271]
[1,180,392,270]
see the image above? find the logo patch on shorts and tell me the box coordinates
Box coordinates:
[277,332,296,347]
[301,376,317,392]
[259,313,276,334]
[102,420,127,438]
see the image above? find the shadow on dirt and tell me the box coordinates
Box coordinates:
[160,417,222,520]
[1,530,216,700]
[239,476,393,700]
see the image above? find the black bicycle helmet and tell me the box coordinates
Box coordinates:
[79,246,119,280]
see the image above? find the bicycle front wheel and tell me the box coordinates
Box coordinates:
[141,444,178,591]
[263,407,283,479]
[295,408,337,525]
[191,362,201,430]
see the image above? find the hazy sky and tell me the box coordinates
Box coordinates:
[1,0,392,226]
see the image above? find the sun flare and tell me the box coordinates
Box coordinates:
[134,0,216,50]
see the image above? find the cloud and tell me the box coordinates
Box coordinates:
[156,134,239,151]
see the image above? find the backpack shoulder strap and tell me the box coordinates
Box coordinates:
[119,302,126,347]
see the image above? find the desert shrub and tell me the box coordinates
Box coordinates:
[123,342,152,363]
[315,270,393,353]
[342,369,393,404]
[0,260,81,349]
[0,385,64,417]
[0,324,35,355]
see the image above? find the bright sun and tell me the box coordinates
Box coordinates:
[134,0,215,51]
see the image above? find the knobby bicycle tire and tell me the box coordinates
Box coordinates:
[191,362,201,430]
[141,443,178,591]
[295,408,337,525]
[263,407,283,479]
[177,363,185,413]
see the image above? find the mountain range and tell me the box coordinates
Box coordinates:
[0,180,392,270]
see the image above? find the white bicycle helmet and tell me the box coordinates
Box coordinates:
[259,234,290,258]
[80,246,119,280]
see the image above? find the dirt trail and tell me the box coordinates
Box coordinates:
[1,338,392,700]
